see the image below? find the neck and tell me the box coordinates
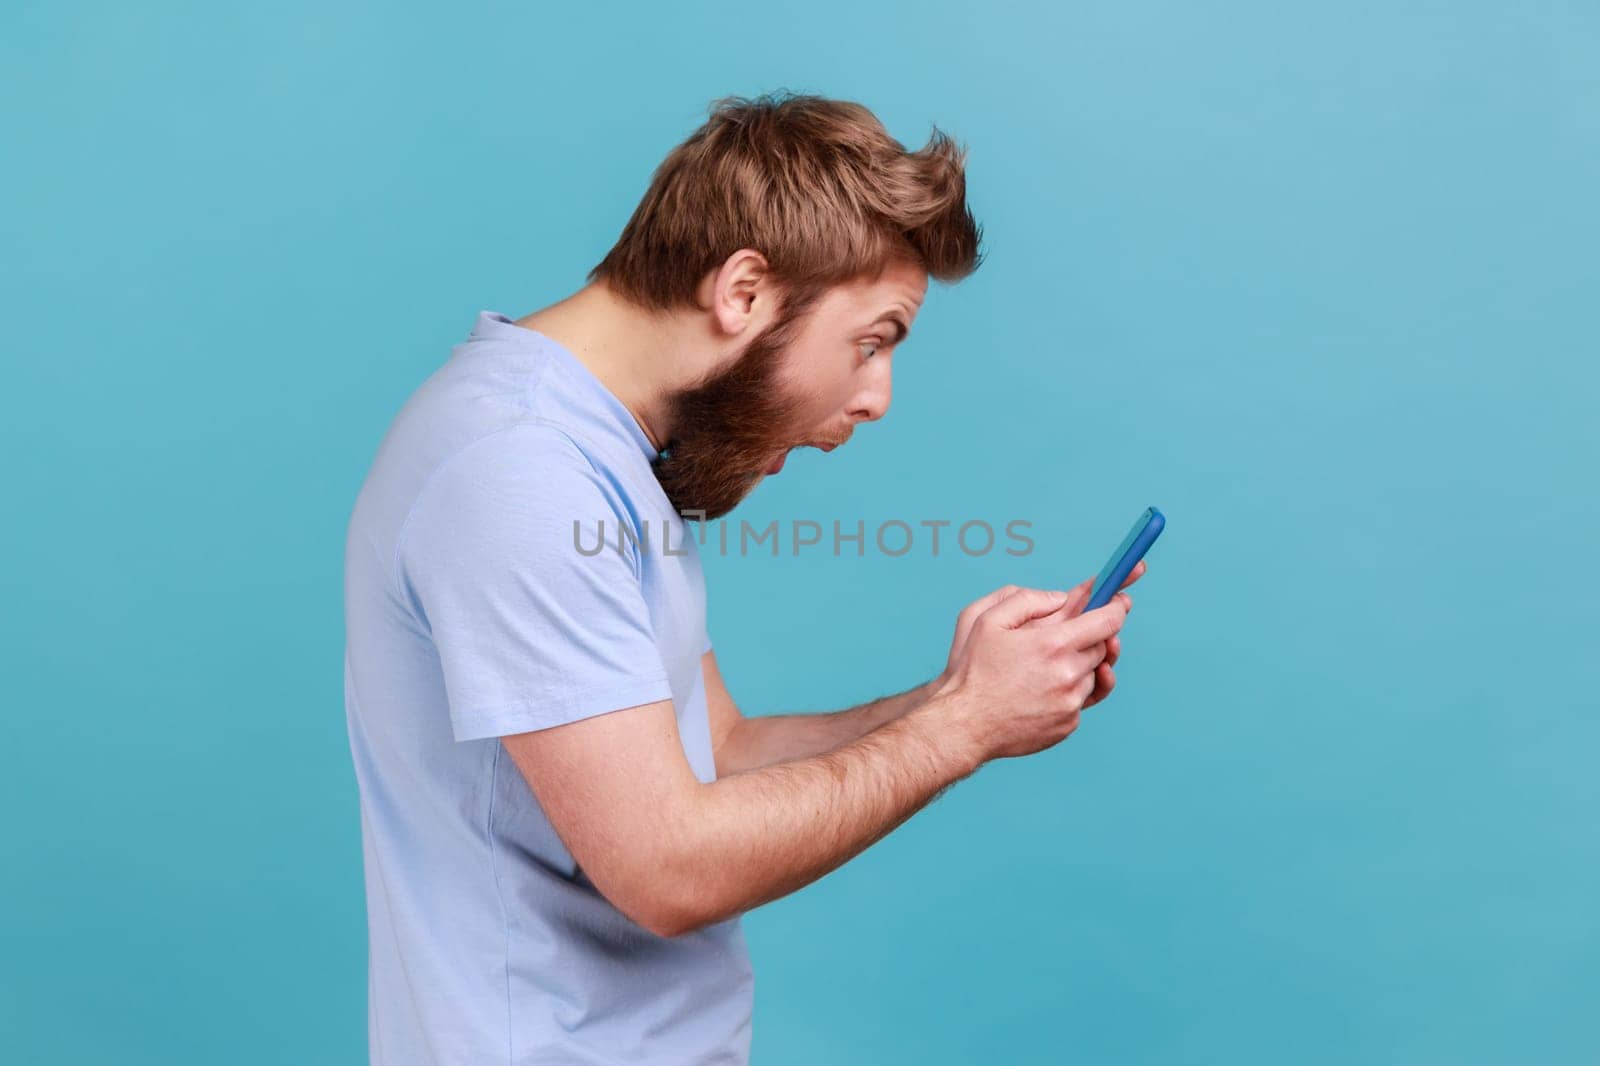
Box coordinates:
[513,280,719,452]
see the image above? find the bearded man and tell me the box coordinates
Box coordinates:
[343,91,1140,1065]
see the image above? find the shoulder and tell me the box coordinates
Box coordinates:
[396,421,635,568]
[418,420,616,508]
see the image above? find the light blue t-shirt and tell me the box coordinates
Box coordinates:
[342,310,753,1064]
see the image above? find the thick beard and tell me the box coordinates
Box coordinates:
[652,293,818,522]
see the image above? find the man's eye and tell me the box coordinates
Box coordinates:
[857,340,881,360]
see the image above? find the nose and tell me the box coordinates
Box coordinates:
[847,359,892,423]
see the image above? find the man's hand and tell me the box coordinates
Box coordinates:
[938,560,1147,708]
[927,585,1131,764]
[1041,558,1146,709]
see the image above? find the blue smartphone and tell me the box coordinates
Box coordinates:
[1084,506,1165,611]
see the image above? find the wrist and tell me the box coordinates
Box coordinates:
[910,684,985,779]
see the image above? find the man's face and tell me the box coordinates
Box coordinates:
[653,258,928,520]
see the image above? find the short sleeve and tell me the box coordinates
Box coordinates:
[398,423,672,742]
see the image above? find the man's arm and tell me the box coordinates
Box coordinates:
[701,565,1149,776]
[501,587,1131,940]
[703,649,940,776]
[503,690,978,939]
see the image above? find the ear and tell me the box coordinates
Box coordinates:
[700,248,772,338]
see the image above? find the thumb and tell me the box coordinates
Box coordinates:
[982,587,1071,630]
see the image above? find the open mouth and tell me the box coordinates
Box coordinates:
[763,438,843,476]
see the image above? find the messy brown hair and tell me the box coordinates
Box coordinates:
[588,91,984,317]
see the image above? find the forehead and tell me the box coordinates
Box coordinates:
[814,260,929,321]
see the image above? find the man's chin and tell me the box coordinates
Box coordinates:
[655,439,801,520]
[658,466,768,523]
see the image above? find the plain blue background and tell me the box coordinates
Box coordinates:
[4,2,1596,1062]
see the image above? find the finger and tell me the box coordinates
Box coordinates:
[1059,600,1128,648]
[1105,633,1121,668]
[1077,561,1146,598]
[1048,576,1102,622]
[965,584,1021,621]
[1049,557,1152,624]
[988,584,1027,610]
[1084,663,1115,708]
[983,587,1071,629]
[1062,562,1143,619]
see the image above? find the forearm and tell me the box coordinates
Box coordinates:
[715,675,943,776]
[658,693,978,936]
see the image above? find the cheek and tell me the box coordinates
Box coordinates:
[780,360,855,426]
[815,374,859,426]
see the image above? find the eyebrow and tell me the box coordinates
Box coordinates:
[870,311,911,345]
